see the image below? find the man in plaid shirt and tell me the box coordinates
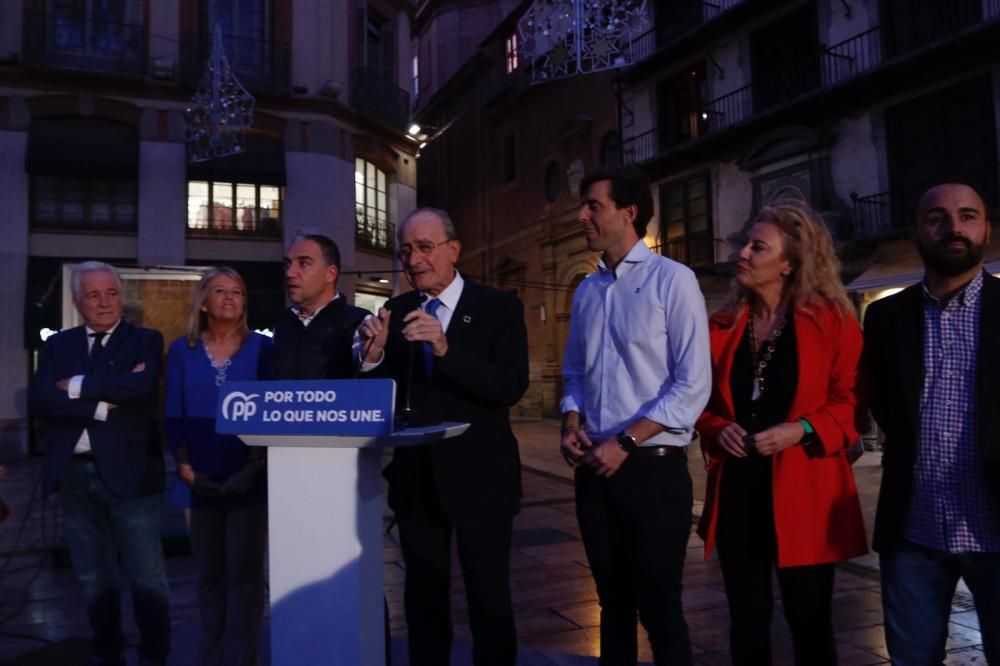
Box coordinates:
[864,182,1000,665]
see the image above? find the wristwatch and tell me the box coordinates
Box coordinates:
[616,431,638,453]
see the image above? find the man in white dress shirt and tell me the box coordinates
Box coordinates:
[561,167,711,666]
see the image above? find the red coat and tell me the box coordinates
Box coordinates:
[697,303,868,567]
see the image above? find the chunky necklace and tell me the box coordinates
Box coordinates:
[746,310,786,401]
[202,341,233,387]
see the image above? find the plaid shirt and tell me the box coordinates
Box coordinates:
[905,272,1000,553]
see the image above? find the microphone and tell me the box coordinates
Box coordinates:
[386,294,427,429]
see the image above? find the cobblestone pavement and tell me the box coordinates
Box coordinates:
[0,420,986,664]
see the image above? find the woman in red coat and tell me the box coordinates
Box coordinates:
[697,202,867,666]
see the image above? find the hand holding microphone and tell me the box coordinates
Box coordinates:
[359,307,391,364]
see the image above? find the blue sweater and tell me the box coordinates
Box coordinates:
[165,333,273,507]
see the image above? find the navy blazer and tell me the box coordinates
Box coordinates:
[863,271,1000,552]
[373,279,530,527]
[31,321,166,498]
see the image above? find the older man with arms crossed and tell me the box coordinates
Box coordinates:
[358,208,529,665]
[31,261,169,666]
[561,167,711,666]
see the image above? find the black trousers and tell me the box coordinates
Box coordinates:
[575,455,694,666]
[189,501,267,666]
[716,456,837,666]
[397,467,516,666]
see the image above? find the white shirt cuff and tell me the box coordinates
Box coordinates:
[93,402,110,421]
[68,375,84,399]
[360,349,385,372]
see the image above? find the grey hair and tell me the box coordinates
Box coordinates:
[398,207,458,242]
[71,261,122,301]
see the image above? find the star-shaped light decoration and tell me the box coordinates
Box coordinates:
[518,0,649,83]
[548,43,571,69]
[184,24,255,162]
[590,36,612,59]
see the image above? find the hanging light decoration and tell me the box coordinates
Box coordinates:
[518,0,649,83]
[185,24,255,162]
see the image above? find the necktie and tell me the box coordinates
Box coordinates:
[90,331,108,366]
[423,298,442,378]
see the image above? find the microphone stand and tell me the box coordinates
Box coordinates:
[397,336,416,428]
[394,294,428,429]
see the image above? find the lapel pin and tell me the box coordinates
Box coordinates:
[463,315,472,323]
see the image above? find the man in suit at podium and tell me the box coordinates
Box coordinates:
[31,261,170,666]
[358,208,530,665]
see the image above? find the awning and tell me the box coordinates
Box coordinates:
[188,134,286,185]
[26,117,139,178]
[847,256,1000,292]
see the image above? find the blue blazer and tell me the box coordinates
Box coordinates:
[31,321,166,498]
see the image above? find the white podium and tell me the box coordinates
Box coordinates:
[237,423,469,665]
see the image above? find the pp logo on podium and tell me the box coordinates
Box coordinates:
[221,392,260,421]
[216,379,396,436]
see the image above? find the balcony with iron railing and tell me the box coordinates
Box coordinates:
[703,84,754,133]
[627,0,747,66]
[882,0,1000,58]
[352,68,411,131]
[822,25,883,88]
[21,12,145,75]
[622,6,1000,167]
[621,85,750,163]
[852,164,1000,239]
[851,192,892,239]
[356,215,395,254]
[652,234,725,270]
[180,31,290,92]
[187,212,282,239]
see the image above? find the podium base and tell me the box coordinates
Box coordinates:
[241,423,469,666]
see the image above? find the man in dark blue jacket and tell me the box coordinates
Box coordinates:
[31,261,169,666]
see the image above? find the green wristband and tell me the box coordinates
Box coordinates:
[798,418,815,435]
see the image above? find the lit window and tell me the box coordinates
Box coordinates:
[355,159,393,252]
[187,180,282,236]
[505,33,519,73]
[412,54,419,96]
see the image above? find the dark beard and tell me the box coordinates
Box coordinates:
[916,234,985,277]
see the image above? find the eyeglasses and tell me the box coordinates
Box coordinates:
[396,239,452,261]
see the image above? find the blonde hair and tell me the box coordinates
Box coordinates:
[720,202,854,318]
[186,267,251,347]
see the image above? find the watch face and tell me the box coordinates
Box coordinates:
[617,433,636,452]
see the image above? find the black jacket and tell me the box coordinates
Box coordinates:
[369,280,530,527]
[31,321,165,497]
[863,271,1000,552]
[272,296,370,380]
